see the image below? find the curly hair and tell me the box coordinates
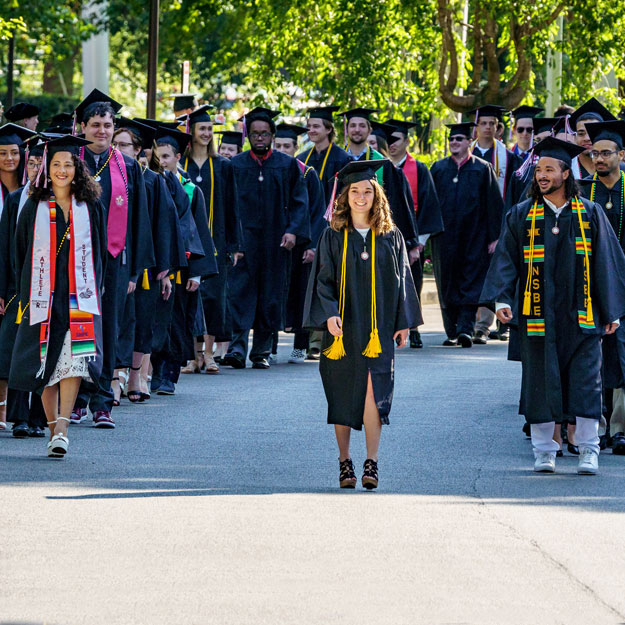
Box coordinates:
[330,178,394,234]
[529,161,580,204]
[29,153,101,203]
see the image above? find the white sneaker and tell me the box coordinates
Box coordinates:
[577,448,599,475]
[288,349,306,363]
[534,452,556,473]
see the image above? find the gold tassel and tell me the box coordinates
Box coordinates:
[169,274,174,280]
[323,335,346,360]
[176,271,182,285]
[522,292,531,316]
[362,328,382,358]
[142,269,150,290]
[586,296,594,324]
[16,301,24,325]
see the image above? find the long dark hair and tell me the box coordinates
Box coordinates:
[29,154,101,203]
[148,141,164,174]
[529,162,580,203]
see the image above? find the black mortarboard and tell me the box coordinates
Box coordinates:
[337,159,388,185]
[511,106,544,121]
[50,112,73,126]
[586,120,625,150]
[177,105,216,126]
[154,126,192,154]
[171,93,198,111]
[385,119,418,136]
[569,98,615,129]
[239,106,280,133]
[21,134,47,157]
[445,122,476,138]
[4,102,40,122]
[216,131,243,147]
[43,134,92,157]
[533,117,559,135]
[466,105,506,121]
[275,123,307,141]
[134,117,180,130]
[532,136,585,166]
[116,117,156,149]
[75,89,123,124]
[339,108,379,121]
[370,121,396,141]
[0,123,37,145]
[307,106,340,122]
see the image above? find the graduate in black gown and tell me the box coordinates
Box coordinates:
[178,105,242,374]
[216,131,243,159]
[223,106,310,369]
[430,122,503,346]
[71,90,154,427]
[580,120,625,454]
[153,126,217,393]
[386,119,444,347]
[274,122,326,362]
[303,160,420,490]
[296,106,352,205]
[11,135,107,458]
[480,137,625,475]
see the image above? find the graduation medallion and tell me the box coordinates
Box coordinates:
[552,226,560,235]
[452,176,459,183]
[361,251,369,260]
[606,201,613,210]
[196,175,203,182]
[93,175,101,182]
[258,174,264,182]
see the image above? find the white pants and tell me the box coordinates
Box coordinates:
[531,418,600,456]
[610,388,625,436]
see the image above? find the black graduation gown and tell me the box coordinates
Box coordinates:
[480,197,625,423]
[504,165,533,213]
[430,155,503,308]
[581,176,625,388]
[184,155,242,338]
[286,163,327,333]
[9,198,107,393]
[297,143,352,205]
[229,150,310,332]
[472,145,522,199]
[304,227,421,430]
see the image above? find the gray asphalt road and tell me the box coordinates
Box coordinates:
[1,306,624,625]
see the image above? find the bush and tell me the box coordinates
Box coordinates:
[2,93,79,127]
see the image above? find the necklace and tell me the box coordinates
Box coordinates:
[92,148,114,182]
[591,171,624,239]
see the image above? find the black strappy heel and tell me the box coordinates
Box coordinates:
[362,459,379,490]
[339,458,357,489]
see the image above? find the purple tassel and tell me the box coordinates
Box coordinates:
[242,116,247,143]
[343,115,348,149]
[472,109,479,140]
[34,144,47,187]
[514,147,535,179]
[564,114,574,138]
[186,117,190,134]
[72,111,77,137]
[21,147,29,185]
[324,174,339,222]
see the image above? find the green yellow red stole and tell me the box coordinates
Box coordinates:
[522,197,593,337]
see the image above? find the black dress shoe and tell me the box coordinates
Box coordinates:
[599,434,608,451]
[252,358,270,369]
[12,423,30,438]
[222,353,246,369]
[498,331,509,342]
[29,426,45,438]
[442,338,458,346]
[457,333,473,348]
[472,331,487,345]
[567,443,579,455]
[409,330,423,349]
[556,449,564,457]
[612,432,625,455]
[489,330,500,340]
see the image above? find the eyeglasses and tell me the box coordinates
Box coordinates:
[590,150,619,160]
[250,132,272,139]
[115,141,134,149]
[449,136,467,142]
[516,127,533,134]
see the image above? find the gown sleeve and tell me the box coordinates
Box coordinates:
[286,157,311,245]
[415,162,443,236]
[187,186,218,278]
[0,192,15,300]
[484,165,505,243]
[305,167,327,250]
[393,228,422,331]
[223,158,242,254]
[129,159,155,278]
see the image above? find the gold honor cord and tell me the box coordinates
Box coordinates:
[323,229,348,360]
[362,231,382,358]
[305,143,334,180]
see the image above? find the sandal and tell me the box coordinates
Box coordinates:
[127,366,144,403]
[111,376,122,407]
[362,459,379,490]
[47,418,69,457]
[339,458,357,489]
[204,355,220,374]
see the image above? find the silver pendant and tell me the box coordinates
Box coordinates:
[606,201,613,210]
[258,174,264,182]
[196,175,203,182]
[93,175,101,182]
[452,176,459,183]
[552,226,560,235]
[361,251,369,260]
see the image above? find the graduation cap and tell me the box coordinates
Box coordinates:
[306,106,340,122]
[154,126,192,154]
[177,105,216,127]
[532,136,585,167]
[275,123,307,141]
[171,93,198,112]
[466,104,507,122]
[337,159,388,186]
[31,134,92,188]
[339,108,379,121]
[511,106,544,121]
[134,117,180,130]
[74,89,123,125]
[239,106,280,124]
[533,117,559,135]
[445,122,476,138]
[569,97,615,129]
[385,119,418,136]
[585,120,625,150]
[370,121,396,142]
[116,117,156,149]
[49,112,73,126]
[216,130,243,147]
[0,123,37,146]
[4,101,40,122]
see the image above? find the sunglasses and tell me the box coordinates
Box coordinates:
[449,135,468,142]
[516,127,533,134]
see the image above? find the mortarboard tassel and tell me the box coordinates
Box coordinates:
[34,144,47,188]
[343,115,348,150]
[21,147,29,185]
[176,271,182,285]
[72,111,77,137]
[16,301,25,325]
[185,117,190,134]
[323,229,348,360]
[514,147,535,179]
[472,110,479,140]
[361,230,382,358]
[241,116,247,144]
[324,173,339,222]
[564,114,574,139]
[142,269,150,290]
